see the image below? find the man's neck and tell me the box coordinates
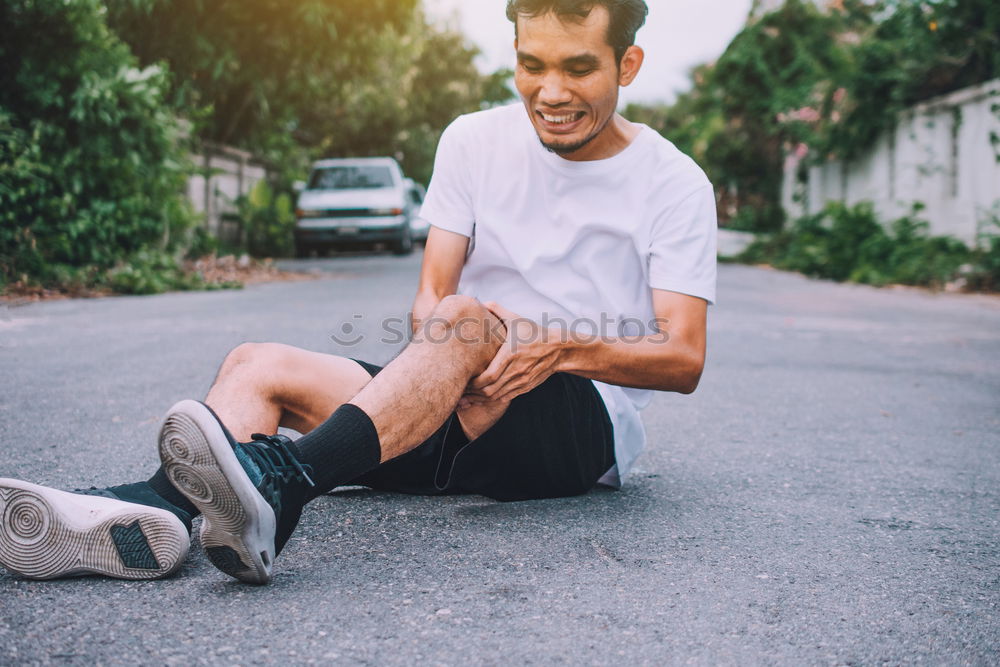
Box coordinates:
[560,114,641,162]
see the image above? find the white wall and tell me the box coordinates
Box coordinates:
[782,79,1000,246]
[187,143,268,239]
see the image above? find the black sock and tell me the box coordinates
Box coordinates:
[147,467,200,520]
[290,403,382,501]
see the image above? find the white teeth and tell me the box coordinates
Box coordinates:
[541,112,579,124]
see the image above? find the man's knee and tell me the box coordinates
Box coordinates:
[424,295,501,345]
[218,342,288,379]
[432,294,486,322]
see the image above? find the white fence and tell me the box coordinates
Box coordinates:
[782,79,1000,246]
[187,143,268,241]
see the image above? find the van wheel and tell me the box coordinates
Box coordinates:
[392,225,414,256]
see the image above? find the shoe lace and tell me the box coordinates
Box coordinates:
[243,434,317,491]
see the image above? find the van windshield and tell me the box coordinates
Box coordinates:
[308,166,394,190]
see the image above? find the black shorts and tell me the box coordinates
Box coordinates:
[348,360,615,502]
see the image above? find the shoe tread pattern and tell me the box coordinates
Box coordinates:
[110,521,160,570]
[158,407,270,584]
[0,482,186,580]
[204,546,249,578]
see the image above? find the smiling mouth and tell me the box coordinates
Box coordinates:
[538,110,585,125]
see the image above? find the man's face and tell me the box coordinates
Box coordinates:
[513,7,630,160]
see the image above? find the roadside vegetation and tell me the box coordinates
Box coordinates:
[5,0,998,297]
[735,203,1000,291]
[1,0,511,296]
[626,0,1000,292]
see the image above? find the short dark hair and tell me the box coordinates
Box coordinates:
[506,0,649,63]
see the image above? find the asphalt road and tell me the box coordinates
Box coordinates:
[1,251,998,665]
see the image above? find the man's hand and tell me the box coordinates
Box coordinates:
[462,302,561,406]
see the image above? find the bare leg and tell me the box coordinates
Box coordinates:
[204,345,373,441]
[202,295,508,461]
[348,295,507,461]
[154,295,509,584]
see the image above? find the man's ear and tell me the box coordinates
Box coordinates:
[618,45,644,87]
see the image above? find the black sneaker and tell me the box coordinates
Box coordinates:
[157,400,315,584]
[0,478,190,580]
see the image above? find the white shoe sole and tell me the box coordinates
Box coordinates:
[157,399,276,584]
[0,479,189,580]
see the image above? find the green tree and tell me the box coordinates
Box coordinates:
[823,0,1000,160]
[299,14,513,184]
[107,0,512,183]
[107,0,418,150]
[628,0,852,231]
[626,0,1000,232]
[0,0,194,286]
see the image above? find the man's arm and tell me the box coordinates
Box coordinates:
[410,226,470,336]
[556,289,706,393]
[466,289,707,404]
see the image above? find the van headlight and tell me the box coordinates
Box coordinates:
[369,207,403,216]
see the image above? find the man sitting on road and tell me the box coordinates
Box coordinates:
[0,0,716,584]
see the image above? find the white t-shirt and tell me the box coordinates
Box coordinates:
[418,103,717,486]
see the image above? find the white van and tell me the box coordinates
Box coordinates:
[294,157,423,256]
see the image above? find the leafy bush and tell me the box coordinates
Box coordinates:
[971,237,1000,291]
[727,205,786,233]
[238,181,297,259]
[185,226,221,260]
[105,249,211,295]
[0,0,195,290]
[965,216,1000,292]
[738,202,981,288]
